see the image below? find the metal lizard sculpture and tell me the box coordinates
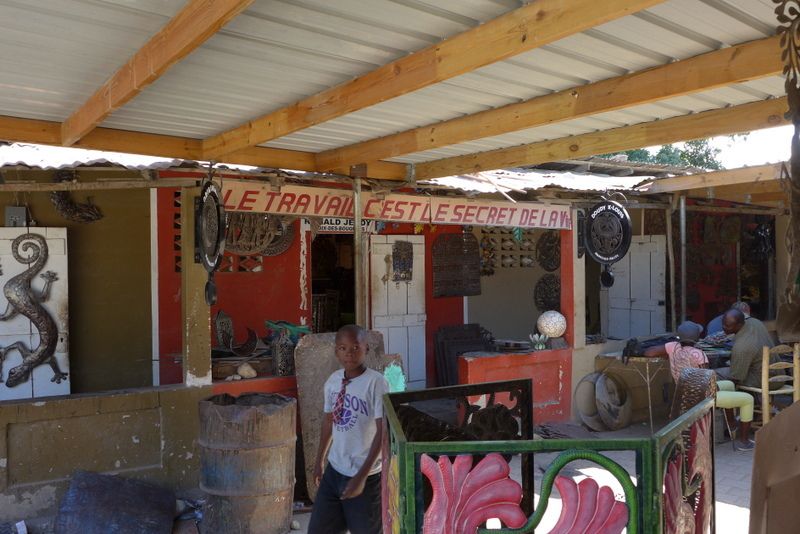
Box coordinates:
[0,233,66,387]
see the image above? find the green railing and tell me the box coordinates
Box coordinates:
[382,380,715,534]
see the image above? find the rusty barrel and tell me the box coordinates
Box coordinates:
[199,393,296,534]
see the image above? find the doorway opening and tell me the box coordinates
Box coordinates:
[311,234,355,332]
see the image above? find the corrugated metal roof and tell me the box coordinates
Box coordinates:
[0,143,259,172]
[0,0,787,171]
[425,169,649,194]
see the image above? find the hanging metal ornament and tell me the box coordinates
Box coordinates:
[195,172,226,306]
[584,199,632,288]
[535,230,561,272]
[534,273,561,311]
[50,170,103,223]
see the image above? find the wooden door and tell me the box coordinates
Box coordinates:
[604,235,666,339]
[370,235,426,389]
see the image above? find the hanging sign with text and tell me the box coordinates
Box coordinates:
[222,181,572,230]
[317,217,376,234]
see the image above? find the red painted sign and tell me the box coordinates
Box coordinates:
[222,181,572,229]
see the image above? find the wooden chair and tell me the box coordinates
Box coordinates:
[737,344,800,426]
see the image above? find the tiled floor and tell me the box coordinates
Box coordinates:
[291,421,755,533]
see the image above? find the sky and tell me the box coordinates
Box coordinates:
[711,124,793,168]
[640,124,794,169]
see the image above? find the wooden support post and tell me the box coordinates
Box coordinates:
[679,195,687,323]
[181,187,212,386]
[794,343,800,403]
[352,165,368,328]
[762,346,771,425]
[665,208,677,332]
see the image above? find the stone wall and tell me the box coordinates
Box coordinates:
[0,385,210,521]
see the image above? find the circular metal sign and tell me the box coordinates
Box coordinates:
[584,200,632,265]
[196,181,226,273]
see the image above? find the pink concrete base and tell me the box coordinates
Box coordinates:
[458,349,572,423]
[211,376,298,398]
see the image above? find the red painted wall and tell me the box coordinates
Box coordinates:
[456,229,576,423]
[378,224,465,387]
[155,183,311,385]
[458,349,572,422]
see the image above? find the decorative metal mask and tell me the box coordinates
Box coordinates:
[584,200,632,265]
[196,180,226,305]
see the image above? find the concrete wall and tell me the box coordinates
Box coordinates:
[0,174,151,393]
[467,228,559,341]
[0,385,210,521]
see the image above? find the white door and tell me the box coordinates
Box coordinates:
[604,235,666,339]
[370,235,426,390]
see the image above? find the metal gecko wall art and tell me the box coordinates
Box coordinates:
[0,233,66,387]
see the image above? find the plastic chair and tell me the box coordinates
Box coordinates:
[737,344,800,426]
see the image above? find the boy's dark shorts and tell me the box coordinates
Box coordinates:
[308,465,382,534]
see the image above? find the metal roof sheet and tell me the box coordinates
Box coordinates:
[425,169,648,194]
[0,143,259,172]
[0,0,788,172]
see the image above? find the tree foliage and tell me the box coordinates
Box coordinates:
[602,138,725,170]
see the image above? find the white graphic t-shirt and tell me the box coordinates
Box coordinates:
[323,367,389,477]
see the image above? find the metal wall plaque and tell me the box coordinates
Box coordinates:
[535,230,561,272]
[432,233,481,298]
[584,200,632,265]
[534,273,561,312]
[392,241,413,281]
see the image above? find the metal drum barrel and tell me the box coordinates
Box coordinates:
[199,393,297,534]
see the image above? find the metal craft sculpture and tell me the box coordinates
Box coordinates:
[775,0,800,340]
[391,241,413,281]
[534,274,561,312]
[420,452,630,534]
[384,378,714,533]
[421,453,526,534]
[549,476,629,533]
[0,233,66,386]
[50,170,103,224]
[535,230,561,272]
[225,212,295,256]
[196,179,226,305]
[663,412,713,534]
[213,310,259,358]
[584,200,632,288]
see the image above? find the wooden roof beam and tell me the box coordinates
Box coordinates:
[61,0,255,146]
[1,115,407,180]
[317,36,781,173]
[201,0,666,159]
[704,191,786,205]
[643,162,784,193]
[708,179,785,196]
[413,97,790,179]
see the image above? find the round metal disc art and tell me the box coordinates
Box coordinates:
[197,182,226,273]
[534,274,560,312]
[584,200,632,265]
[196,181,226,306]
[535,230,561,272]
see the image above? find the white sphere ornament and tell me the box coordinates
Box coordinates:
[537,310,567,338]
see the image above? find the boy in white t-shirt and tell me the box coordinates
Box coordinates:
[308,325,389,534]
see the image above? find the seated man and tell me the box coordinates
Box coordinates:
[706,301,750,338]
[644,320,756,451]
[717,309,776,389]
